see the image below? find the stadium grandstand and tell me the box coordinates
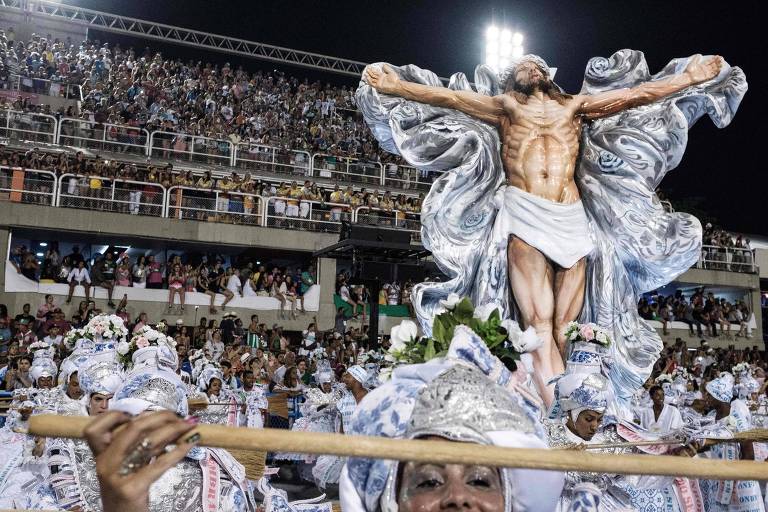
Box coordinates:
[0,7,763,345]
[0,1,766,510]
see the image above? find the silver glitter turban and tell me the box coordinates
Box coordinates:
[406,364,537,443]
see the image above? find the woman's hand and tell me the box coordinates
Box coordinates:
[84,411,199,512]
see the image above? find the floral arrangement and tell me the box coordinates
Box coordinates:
[654,373,674,385]
[63,328,86,350]
[28,340,51,352]
[84,314,128,342]
[117,326,176,366]
[386,294,541,372]
[671,367,689,381]
[563,321,611,347]
[732,362,751,375]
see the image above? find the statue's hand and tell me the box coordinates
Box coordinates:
[684,55,723,84]
[364,64,401,95]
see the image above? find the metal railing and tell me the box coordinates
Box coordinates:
[149,131,234,166]
[234,143,311,177]
[0,109,58,144]
[695,244,757,273]
[262,196,348,233]
[382,163,435,192]
[5,74,83,100]
[0,114,438,192]
[58,118,150,156]
[312,153,384,185]
[353,205,421,233]
[56,173,166,217]
[166,185,263,225]
[0,166,57,206]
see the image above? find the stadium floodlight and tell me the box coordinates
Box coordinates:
[485,25,524,73]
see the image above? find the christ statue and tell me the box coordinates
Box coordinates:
[357,50,746,408]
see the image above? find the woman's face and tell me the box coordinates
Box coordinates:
[208,378,222,395]
[398,446,504,512]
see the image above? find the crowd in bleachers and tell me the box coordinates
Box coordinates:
[701,222,755,272]
[7,241,318,317]
[639,287,754,338]
[0,29,407,167]
[0,146,424,229]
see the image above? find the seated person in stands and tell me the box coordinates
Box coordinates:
[66,260,91,304]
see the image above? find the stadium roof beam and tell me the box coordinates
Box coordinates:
[0,0,371,77]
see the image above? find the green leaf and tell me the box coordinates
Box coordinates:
[424,338,436,361]
[452,298,475,324]
[487,308,501,328]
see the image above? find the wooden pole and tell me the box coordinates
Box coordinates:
[27,414,768,481]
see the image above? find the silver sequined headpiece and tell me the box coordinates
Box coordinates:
[79,359,125,396]
[113,370,188,416]
[406,364,537,443]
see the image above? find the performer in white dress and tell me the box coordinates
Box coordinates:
[696,373,765,512]
[638,385,684,434]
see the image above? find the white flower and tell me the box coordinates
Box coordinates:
[432,305,447,316]
[595,331,609,346]
[390,320,418,352]
[438,293,461,311]
[473,303,498,322]
[501,319,522,339]
[379,367,393,382]
[512,326,543,353]
[117,341,130,355]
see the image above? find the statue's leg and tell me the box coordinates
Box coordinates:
[507,237,560,407]
[553,257,587,361]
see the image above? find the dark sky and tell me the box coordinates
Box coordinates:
[77,0,765,234]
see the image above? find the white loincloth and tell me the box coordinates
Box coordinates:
[492,185,595,269]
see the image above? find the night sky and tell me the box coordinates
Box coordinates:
[77,0,765,234]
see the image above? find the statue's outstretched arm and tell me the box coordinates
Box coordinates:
[576,54,724,120]
[364,64,506,126]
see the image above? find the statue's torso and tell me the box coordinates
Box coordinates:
[500,96,582,204]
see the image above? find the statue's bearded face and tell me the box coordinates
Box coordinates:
[507,61,551,96]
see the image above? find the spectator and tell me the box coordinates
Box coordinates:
[4,354,33,390]
[36,294,57,322]
[94,251,117,308]
[146,254,163,289]
[167,262,186,311]
[66,259,91,304]
[132,255,148,288]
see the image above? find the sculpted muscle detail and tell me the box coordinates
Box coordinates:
[500,97,582,204]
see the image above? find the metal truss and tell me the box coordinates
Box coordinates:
[0,0,369,77]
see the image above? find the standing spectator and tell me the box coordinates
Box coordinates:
[220,312,236,345]
[115,258,132,287]
[66,260,91,304]
[167,262,186,311]
[146,254,163,289]
[95,251,117,308]
[226,268,243,298]
[41,242,61,280]
[132,255,148,288]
